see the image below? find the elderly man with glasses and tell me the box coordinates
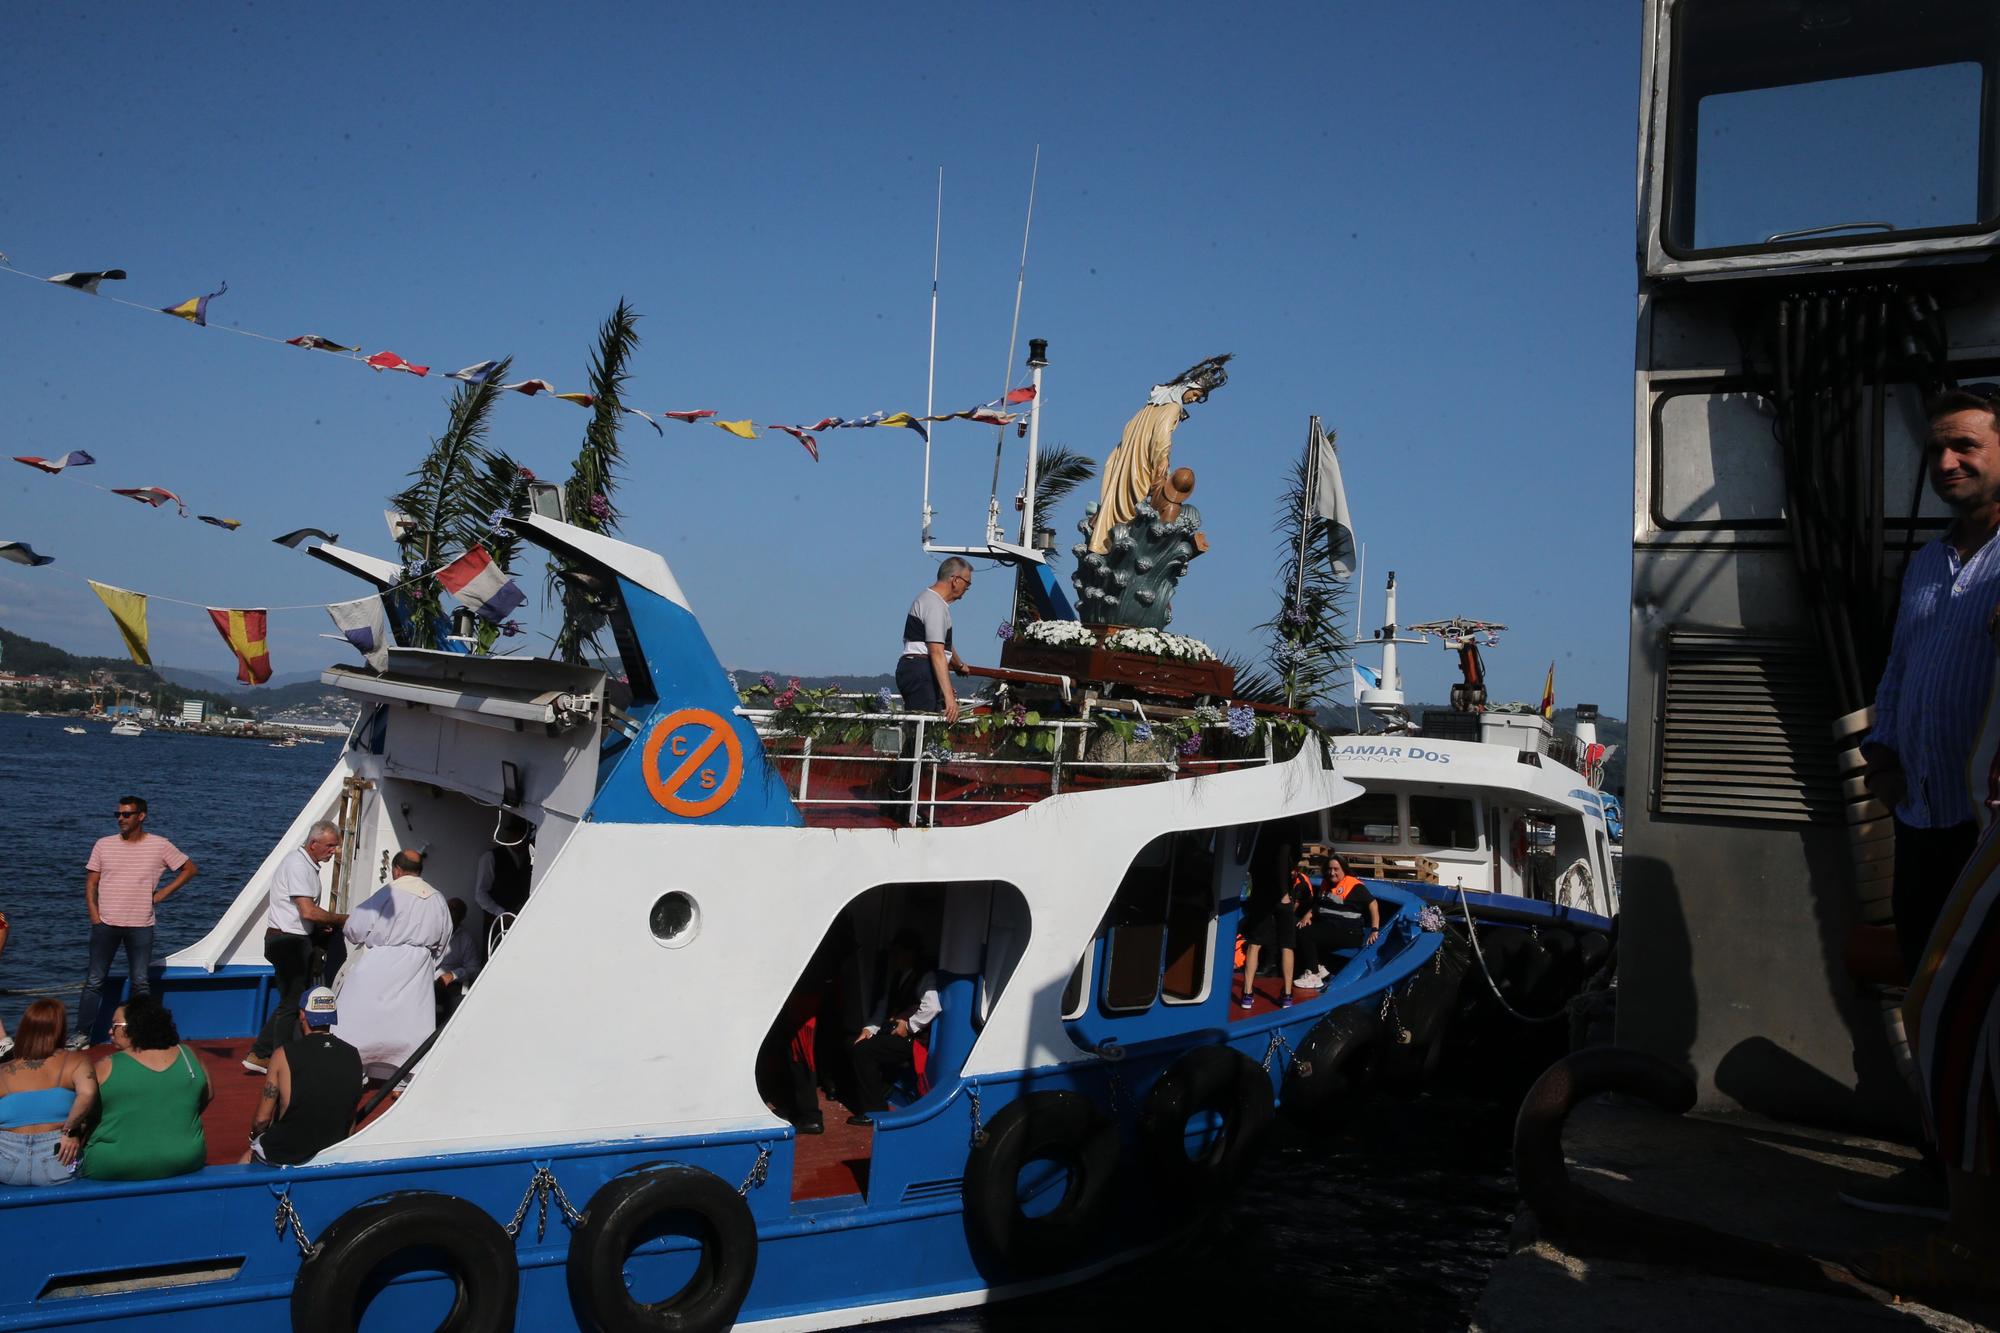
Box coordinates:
[245,820,349,1074]
[895,557,976,724]
[71,796,197,1050]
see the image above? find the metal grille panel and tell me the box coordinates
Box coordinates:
[1655,631,1841,824]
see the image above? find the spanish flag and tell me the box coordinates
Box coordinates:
[88,580,151,666]
[1539,662,1555,720]
[207,607,272,685]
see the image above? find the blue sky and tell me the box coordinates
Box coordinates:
[0,2,1642,712]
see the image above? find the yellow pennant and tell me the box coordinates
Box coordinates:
[88,580,151,665]
[714,419,759,440]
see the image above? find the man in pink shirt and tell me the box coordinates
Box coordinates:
[71,795,198,1049]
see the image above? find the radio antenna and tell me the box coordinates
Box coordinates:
[985,145,1040,545]
[920,167,943,547]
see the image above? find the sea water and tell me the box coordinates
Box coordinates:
[0,712,1511,1330]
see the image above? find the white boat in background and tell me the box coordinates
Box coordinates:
[62,725,86,735]
[109,718,143,737]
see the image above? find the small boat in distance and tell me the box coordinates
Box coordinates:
[63,726,86,735]
[109,718,143,737]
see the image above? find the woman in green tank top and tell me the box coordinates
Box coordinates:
[82,996,209,1181]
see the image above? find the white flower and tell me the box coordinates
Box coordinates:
[1020,620,1097,648]
[1104,628,1215,662]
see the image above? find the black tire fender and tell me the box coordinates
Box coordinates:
[1281,1006,1383,1128]
[1138,1044,1274,1203]
[291,1190,517,1333]
[565,1163,758,1333]
[962,1089,1120,1273]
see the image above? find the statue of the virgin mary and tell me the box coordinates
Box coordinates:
[1086,354,1231,554]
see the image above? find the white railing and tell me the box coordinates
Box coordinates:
[738,704,1278,826]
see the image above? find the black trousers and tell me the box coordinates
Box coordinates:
[254,932,313,1059]
[850,1030,916,1113]
[1892,818,1979,977]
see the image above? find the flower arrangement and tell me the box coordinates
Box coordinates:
[1019,620,1097,649]
[1103,627,1217,662]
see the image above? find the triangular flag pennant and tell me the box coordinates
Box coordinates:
[206,607,272,685]
[13,451,94,474]
[622,406,662,435]
[1540,663,1555,720]
[878,412,928,442]
[286,334,357,353]
[48,270,126,293]
[662,409,716,423]
[1005,385,1037,405]
[197,515,242,530]
[434,545,528,623]
[364,350,430,376]
[111,486,187,515]
[161,281,227,326]
[448,360,504,384]
[554,392,596,407]
[88,580,151,665]
[0,540,54,567]
[272,527,338,549]
[327,596,392,671]
[714,420,759,440]
[771,425,820,461]
[500,379,555,396]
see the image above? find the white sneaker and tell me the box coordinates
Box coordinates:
[1294,972,1325,990]
[242,1057,269,1075]
[1313,965,1331,982]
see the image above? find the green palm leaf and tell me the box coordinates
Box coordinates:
[551,301,642,663]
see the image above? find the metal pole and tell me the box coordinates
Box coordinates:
[987,146,1040,546]
[1294,415,1321,608]
[920,168,942,547]
[1020,342,1048,546]
[1351,540,1366,733]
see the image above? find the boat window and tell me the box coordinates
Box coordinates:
[1327,791,1400,845]
[1408,795,1479,850]
[1098,830,1220,1015]
[1664,0,2000,257]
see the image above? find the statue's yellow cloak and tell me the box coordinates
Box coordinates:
[1087,402,1183,554]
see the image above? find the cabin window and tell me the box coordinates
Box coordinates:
[1088,831,1221,1016]
[1407,796,1478,850]
[1664,0,2000,256]
[1327,791,1400,845]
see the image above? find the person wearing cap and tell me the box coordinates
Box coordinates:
[242,987,362,1166]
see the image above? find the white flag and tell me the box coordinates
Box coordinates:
[1312,419,1357,581]
[1353,663,1380,695]
[328,596,392,671]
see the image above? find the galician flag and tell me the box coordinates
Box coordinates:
[434,545,527,624]
[207,608,272,685]
[1353,662,1381,694]
[327,596,391,671]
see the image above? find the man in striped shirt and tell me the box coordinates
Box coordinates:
[71,794,198,1048]
[1866,386,2000,976]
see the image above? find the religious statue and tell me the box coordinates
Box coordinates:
[1086,354,1231,554]
[1072,355,1231,629]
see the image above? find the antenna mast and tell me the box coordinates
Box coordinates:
[920,168,943,547]
[985,145,1040,545]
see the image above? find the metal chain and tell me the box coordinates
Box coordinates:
[1261,1028,1305,1076]
[504,1163,585,1241]
[736,1145,772,1197]
[271,1185,315,1258]
[967,1081,988,1147]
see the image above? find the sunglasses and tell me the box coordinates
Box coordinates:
[114,811,141,819]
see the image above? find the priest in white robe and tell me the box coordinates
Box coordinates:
[334,849,454,1081]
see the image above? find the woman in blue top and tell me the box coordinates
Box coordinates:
[0,998,99,1186]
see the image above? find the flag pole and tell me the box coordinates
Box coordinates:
[1294,416,1319,611]
[920,167,943,548]
[1351,539,1366,732]
[986,145,1040,546]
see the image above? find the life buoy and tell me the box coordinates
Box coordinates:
[565,1164,757,1333]
[291,1190,517,1333]
[1281,1006,1382,1128]
[1138,1045,1273,1204]
[963,1089,1119,1273]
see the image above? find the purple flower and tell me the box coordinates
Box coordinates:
[1227,705,1256,737]
[1010,703,1028,726]
[877,686,895,710]
[996,621,1015,641]
[488,508,510,529]
[1133,723,1154,742]
[586,493,613,521]
[760,674,778,691]
[499,620,525,638]
[773,689,796,710]
[1178,735,1202,757]
[1281,604,1308,628]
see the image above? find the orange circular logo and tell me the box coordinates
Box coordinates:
[642,709,744,818]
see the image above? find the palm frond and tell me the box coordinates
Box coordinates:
[551,301,642,663]
[390,359,514,647]
[1011,443,1096,624]
[1256,447,1352,710]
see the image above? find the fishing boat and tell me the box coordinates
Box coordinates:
[0,362,1448,1329]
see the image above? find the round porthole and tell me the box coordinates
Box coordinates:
[649,892,700,948]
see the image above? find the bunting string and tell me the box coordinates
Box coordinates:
[2,256,1040,460]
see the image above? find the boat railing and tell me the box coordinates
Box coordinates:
[738,705,1283,826]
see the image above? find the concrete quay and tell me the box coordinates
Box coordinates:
[1471,1102,1999,1332]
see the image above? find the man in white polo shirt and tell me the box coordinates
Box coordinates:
[246,819,349,1074]
[72,794,197,1048]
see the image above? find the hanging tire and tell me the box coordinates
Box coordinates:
[566,1163,758,1333]
[963,1089,1120,1273]
[1282,1006,1383,1128]
[291,1190,517,1333]
[1138,1044,1273,1204]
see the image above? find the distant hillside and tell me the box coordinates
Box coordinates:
[0,626,338,720]
[156,665,328,696]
